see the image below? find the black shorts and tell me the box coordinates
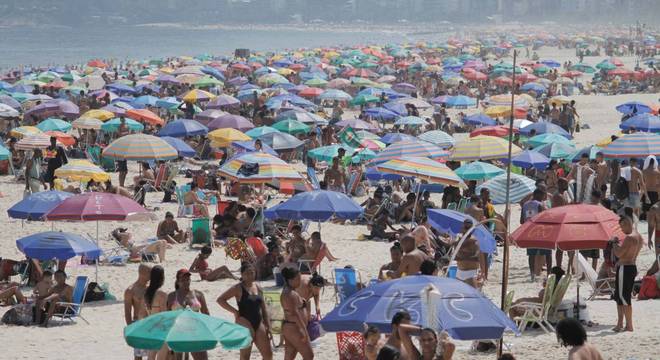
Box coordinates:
[527,248,552,256]
[613,265,637,306]
[117,160,128,172]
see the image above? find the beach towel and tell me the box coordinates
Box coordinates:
[643,155,658,170]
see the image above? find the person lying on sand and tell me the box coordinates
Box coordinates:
[189,246,237,281]
[112,228,169,263]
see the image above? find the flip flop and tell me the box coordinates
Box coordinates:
[612,327,624,332]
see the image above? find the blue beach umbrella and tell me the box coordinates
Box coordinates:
[444,95,477,108]
[363,107,399,121]
[569,145,602,163]
[157,119,208,138]
[364,166,404,181]
[380,133,417,144]
[16,231,102,260]
[230,141,278,156]
[427,209,496,254]
[463,113,496,126]
[417,130,455,148]
[132,95,160,107]
[8,190,74,220]
[520,122,571,139]
[519,82,546,94]
[320,275,518,339]
[257,132,304,151]
[527,133,573,148]
[616,101,651,115]
[394,116,427,126]
[160,137,197,158]
[264,190,362,222]
[0,145,10,160]
[619,113,660,132]
[505,150,550,169]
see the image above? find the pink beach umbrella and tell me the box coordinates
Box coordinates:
[45,192,156,222]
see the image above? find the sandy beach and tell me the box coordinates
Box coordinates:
[1,44,660,360]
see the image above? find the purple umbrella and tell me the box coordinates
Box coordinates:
[227,76,249,86]
[155,74,180,85]
[335,118,377,130]
[208,114,254,131]
[24,102,61,120]
[206,94,240,109]
[392,82,417,94]
[193,109,227,126]
[52,99,79,119]
[102,104,129,116]
[0,94,21,110]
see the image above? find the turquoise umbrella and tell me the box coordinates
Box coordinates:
[124,308,252,353]
[534,142,576,159]
[0,144,11,160]
[272,119,310,135]
[455,161,505,181]
[36,118,72,132]
[527,133,573,148]
[101,118,144,133]
[308,144,354,163]
[245,126,280,139]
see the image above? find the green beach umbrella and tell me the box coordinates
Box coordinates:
[304,78,328,87]
[350,94,379,106]
[36,118,72,132]
[245,126,280,139]
[534,142,576,159]
[101,118,144,133]
[272,119,310,135]
[350,77,375,87]
[570,63,596,74]
[455,161,505,181]
[124,308,252,353]
[308,144,355,163]
[194,76,223,88]
[595,61,616,70]
[527,133,572,148]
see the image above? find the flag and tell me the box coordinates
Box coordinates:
[338,126,361,149]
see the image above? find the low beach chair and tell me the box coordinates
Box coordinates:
[51,275,89,325]
[190,217,211,248]
[333,267,361,304]
[307,166,321,190]
[547,274,572,325]
[576,253,614,300]
[512,274,555,333]
[262,289,284,348]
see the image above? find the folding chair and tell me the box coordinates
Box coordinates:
[332,267,361,304]
[307,166,321,190]
[262,289,284,348]
[512,274,556,333]
[190,218,211,248]
[153,163,167,190]
[576,253,614,300]
[51,275,90,325]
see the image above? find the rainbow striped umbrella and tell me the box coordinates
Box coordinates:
[54,159,110,182]
[376,157,463,187]
[16,134,57,150]
[218,152,304,184]
[485,94,530,108]
[370,140,449,165]
[601,133,660,158]
[72,117,103,130]
[102,134,178,161]
[450,135,522,161]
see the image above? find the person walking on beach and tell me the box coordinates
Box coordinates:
[555,318,603,360]
[280,267,313,360]
[612,215,643,332]
[43,136,67,190]
[124,264,151,360]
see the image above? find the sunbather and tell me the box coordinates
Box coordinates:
[183,182,210,218]
[112,228,169,263]
[0,285,26,305]
[300,232,338,269]
[36,270,73,327]
[156,211,187,244]
[189,246,237,281]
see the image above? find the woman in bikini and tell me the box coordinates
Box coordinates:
[217,263,273,360]
[142,266,168,360]
[280,267,314,360]
[189,246,236,281]
[167,269,210,360]
[295,272,325,322]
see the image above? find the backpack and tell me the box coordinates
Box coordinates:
[638,275,660,300]
[614,176,629,201]
[84,282,107,302]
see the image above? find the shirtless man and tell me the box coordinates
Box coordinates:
[324,157,347,192]
[454,220,481,288]
[567,153,595,204]
[611,215,644,332]
[593,152,610,195]
[104,179,132,198]
[124,264,151,360]
[183,182,209,218]
[36,270,73,327]
[379,243,403,281]
[391,235,427,279]
[625,158,647,219]
[465,195,485,222]
[646,202,660,276]
[642,156,660,217]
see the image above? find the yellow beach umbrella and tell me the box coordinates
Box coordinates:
[484,106,512,118]
[450,135,522,161]
[81,109,115,121]
[208,128,251,148]
[549,95,571,106]
[182,89,216,103]
[54,159,110,182]
[10,126,42,138]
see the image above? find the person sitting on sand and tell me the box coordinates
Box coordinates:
[112,228,169,263]
[0,284,27,305]
[35,270,73,327]
[104,179,132,198]
[366,211,401,241]
[556,318,603,360]
[396,193,418,223]
[299,231,338,272]
[255,241,283,281]
[183,182,209,218]
[189,246,237,281]
[379,242,403,281]
[389,234,428,279]
[132,162,155,189]
[156,211,186,244]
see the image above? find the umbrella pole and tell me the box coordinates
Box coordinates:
[497,49,517,359]
[96,220,99,282]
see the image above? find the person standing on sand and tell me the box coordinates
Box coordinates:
[624,158,647,220]
[611,215,643,332]
[646,202,660,276]
[454,219,481,288]
[555,318,603,360]
[124,264,151,360]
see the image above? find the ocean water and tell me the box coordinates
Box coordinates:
[0,25,414,69]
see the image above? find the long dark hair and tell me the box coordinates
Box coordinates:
[145,266,164,309]
[281,267,299,288]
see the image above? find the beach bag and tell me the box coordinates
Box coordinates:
[84,282,107,302]
[1,304,33,326]
[225,238,251,260]
[638,275,659,300]
[614,176,629,201]
[307,315,322,341]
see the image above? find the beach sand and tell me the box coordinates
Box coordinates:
[1,48,659,360]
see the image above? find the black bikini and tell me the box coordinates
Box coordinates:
[238,285,263,331]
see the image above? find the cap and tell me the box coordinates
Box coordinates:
[176,268,191,278]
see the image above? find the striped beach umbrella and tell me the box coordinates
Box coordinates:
[72,117,103,130]
[470,125,516,138]
[476,173,536,204]
[485,94,529,108]
[208,128,251,147]
[44,131,76,147]
[370,140,449,165]
[455,161,505,181]
[16,134,56,150]
[450,135,522,161]
[102,134,178,161]
[619,113,660,133]
[55,159,110,182]
[534,142,576,159]
[418,130,455,148]
[601,133,660,159]
[376,157,463,187]
[218,152,304,184]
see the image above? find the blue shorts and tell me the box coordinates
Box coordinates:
[527,248,552,256]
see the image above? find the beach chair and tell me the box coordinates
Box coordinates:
[176,186,194,217]
[51,275,89,325]
[100,153,116,172]
[85,145,101,165]
[446,202,457,211]
[110,232,158,262]
[503,290,515,316]
[576,253,614,300]
[190,218,211,248]
[262,289,284,348]
[512,274,556,333]
[333,267,361,304]
[153,163,167,190]
[547,274,572,325]
[298,242,330,274]
[457,197,469,213]
[307,166,321,190]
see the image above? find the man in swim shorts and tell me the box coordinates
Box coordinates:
[611,215,643,332]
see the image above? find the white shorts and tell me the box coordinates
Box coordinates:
[456,269,478,281]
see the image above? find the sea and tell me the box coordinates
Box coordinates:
[0,24,442,70]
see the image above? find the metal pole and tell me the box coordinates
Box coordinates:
[497,49,517,358]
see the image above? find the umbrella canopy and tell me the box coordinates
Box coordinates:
[427,209,496,254]
[101,118,144,133]
[72,117,104,130]
[320,275,518,340]
[10,126,42,138]
[54,159,110,182]
[380,133,417,145]
[272,119,310,135]
[520,122,571,139]
[208,128,251,147]
[450,135,522,161]
[81,109,115,121]
[616,101,651,115]
[619,113,660,132]
[0,144,10,160]
[126,109,164,126]
[534,142,577,159]
[569,145,602,163]
[257,132,304,151]
[469,125,515,138]
[335,119,376,131]
[8,190,74,220]
[371,141,448,165]
[45,192,155,221]
[527,133,573,148]
[16,134,56,150]
[444,95,477,108]
[394,116,427,126]
[307,145,354,163]
[463,113,496,126]
[230,141,278,157]
[601,133,660,158]
[245,126,280,139]
[160,136,197,158]
[376,157,463,187]
[264,190,363,222]
[181,89,216,103]
[206,94,240,109]
[17,231,101,261]
[36,118,72,132]
[208,114,254,132]
[506,150,551,169]
[0,103,20,117]
[476,173,536,204]
[218,152,304,184]
[417,130,455,148]
[275,110,327,125]
[158,119,208,137]
[103,134,178,161]
[511,204,625,251]
[124,308,251,352]
[455,161,505,180]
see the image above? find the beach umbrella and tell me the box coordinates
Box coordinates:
[390,97,432,109]
[308,145,354,163]
[359,139,386,151]
[10,126,42,138]
[444,95,477,108]
[505,150,550,169]
[16,134,56,150]
[363,107,399,121]
[81,109,114,121]
[230,141,278,157]
[394,116,427,126]
[371,141,448,165]
[132,95,159,107]
[616,101,651,115]
[194,109,228,125]
[463,113,496,126]
[365,167,403,181]
[264,190,362,222]
[36,118,72,132]
[319,89,352,101]
[320,275,518,340]
[527,133,573,148]
[619,113,660,132]
[101,118,144,133]
[106,83,136,95]
[208,114,254,132]
[17,231,101,261]
[450,135,522,161]
[427,209,496,254]
[485,94,529,108]
[417,130,455,148]
[0,144,9,161]
[0,95,22,110]
[275,110,327,125]
[272,119,310,135]
[124,308,251,353]
[158,119,208,137]
[534,142,576,159]
[511,204,624,251]
[513,119,533,130]
[257,132,304,151]
[298,87,324,98]
[218,152,304,184]
[45,192,155,222]
[8,191,74,220]
[0,103,20,117]
[519,122,571,139]
[455,161,505,181]
[376,157,463,187]
[54,159,110,183]
[476,173,536,204]
[126,109,164,126]
[569,145,602,163]
[160,137,197,158]
[520,82,546,93]
[44,131,75,147]
[24,102,62,120]
[356,130,380,140]
[208,128,251,147]
[380,133,416,144]
[335,119,377,131]
[206,94,240,109]
[469,125,515,138]
[245,126,280,139]
[181,89,216,103]
[601,133,660,158]
[103,134,178,161]
[350,94,379,106]
[484,105,526,119]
